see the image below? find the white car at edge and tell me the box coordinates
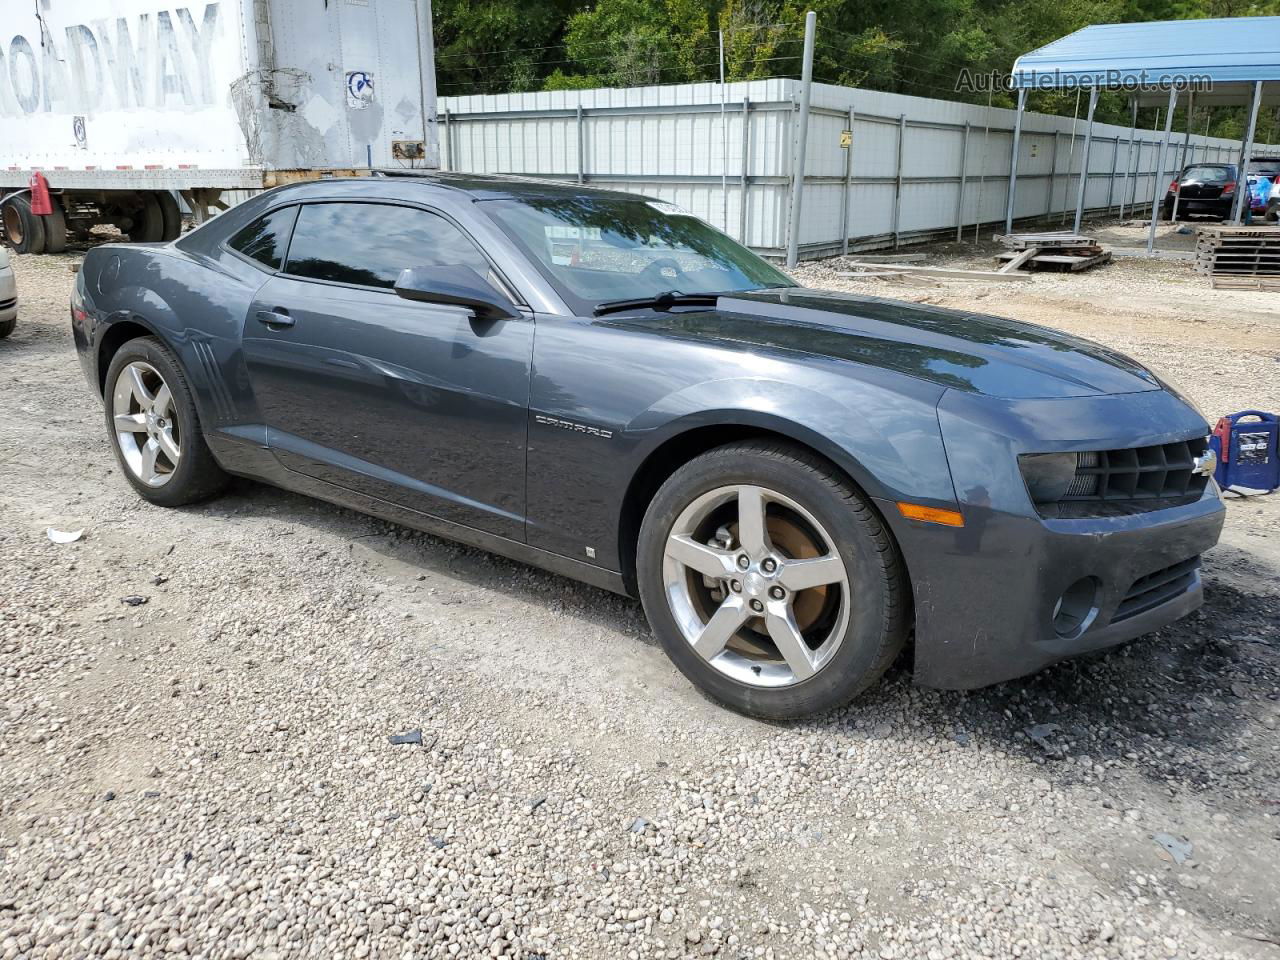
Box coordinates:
[0,246,16,338]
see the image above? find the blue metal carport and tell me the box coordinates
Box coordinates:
[1004,17,1280,252]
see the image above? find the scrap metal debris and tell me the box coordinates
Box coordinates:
[1151,832,1193,864]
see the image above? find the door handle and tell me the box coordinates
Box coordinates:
[255,308,294,329]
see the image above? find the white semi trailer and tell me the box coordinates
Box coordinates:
[0,0,439,253]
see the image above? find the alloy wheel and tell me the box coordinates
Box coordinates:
[662,484,851,687]
[111,361,181,487]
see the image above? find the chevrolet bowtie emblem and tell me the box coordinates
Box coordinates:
[1192,449,1217,478]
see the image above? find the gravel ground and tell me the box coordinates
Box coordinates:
[2,228,1279,960]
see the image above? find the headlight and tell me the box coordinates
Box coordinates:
[1018,452,1078,503]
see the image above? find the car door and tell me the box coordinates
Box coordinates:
[238,200,533,541]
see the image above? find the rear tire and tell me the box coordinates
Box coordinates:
[103,336,229,507]
[128,193,165,243]
[156,191,182,241]
[2,194,46,254]
[637,441,908,719]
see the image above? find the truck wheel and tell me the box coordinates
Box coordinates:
[42,197,68,254]
[128,193,165,243]
[104,336,229,506]
[637,441,908,719]
[2,194,46,254]
[156,191,182,241]
[0,318,15,339]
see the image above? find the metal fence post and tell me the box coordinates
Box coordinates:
[956,121,970,242]
[1118,100,1136,219]
[1004,87,1027,235]
[1048,131,1059,217]
[841,106,855,255]
[575,104,585,184]
[1106,134,1119,212]
[442,108,452,171]
[739,97,751,244]
[785,9,816,267]
[892,114,906,248]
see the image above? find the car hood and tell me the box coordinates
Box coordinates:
[602,287,1162,400]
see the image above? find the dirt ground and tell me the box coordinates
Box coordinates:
[1,220,1278,960]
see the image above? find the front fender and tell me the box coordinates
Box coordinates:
[624,375,957,507]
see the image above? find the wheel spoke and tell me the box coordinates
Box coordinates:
[666,534,737,580]
[139,438,160,483]
[736,485,770,555]
[778,554,844,591]
[152,384,173,419]
[692,596,749,660]
[155,426,180,465]
[127,365,154,409]
[765,605,817,681]
[114,413,148,433]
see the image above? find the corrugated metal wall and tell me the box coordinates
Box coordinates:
[439,80,1274,259]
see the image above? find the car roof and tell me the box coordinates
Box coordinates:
[369,170,656,203]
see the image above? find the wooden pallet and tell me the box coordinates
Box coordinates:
[1210,275,1280,291]
[994,231,1096,249]
[997,250,1113,272]
[992,232,1111,273]
[1195,225,1280,277]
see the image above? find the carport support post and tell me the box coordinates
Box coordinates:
[1171,92,1194,222]
[1231,81,1263,224]
[1003,87,1027,235]
[1146,87,1178,255]
[785,9,816,268]
[1072,86,1099,235]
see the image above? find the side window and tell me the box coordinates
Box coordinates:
[283,202,491,290]
[227,206,297,270]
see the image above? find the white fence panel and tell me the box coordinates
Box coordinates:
[440,79,1276,259]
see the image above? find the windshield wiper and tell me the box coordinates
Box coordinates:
[592,291,720,317]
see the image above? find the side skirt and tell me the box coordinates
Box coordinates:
[206,429,632,597]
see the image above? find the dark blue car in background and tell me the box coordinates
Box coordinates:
[71,174,1224,718]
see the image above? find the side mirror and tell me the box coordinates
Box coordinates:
[393,265,519,319]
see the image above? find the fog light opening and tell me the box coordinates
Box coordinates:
[1052,577,1100,638]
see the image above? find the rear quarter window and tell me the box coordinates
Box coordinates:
[226,206,298,270]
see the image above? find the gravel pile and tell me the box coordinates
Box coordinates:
[1,242,1278,960]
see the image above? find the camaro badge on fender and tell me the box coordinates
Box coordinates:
[534,414,614,439]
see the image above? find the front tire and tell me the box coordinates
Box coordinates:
[103,337,229,506]
[638,441,908,719]
[0,317,15,339]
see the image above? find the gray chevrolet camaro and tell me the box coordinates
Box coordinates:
[71,174,1225,719]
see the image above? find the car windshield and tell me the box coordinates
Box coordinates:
[480,194,794,314]
[1182,165,1234,183]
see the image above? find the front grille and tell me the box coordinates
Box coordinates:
[1064,438,1209,502]
[1112,556,1201,623]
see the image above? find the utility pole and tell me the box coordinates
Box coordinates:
[785,10,816,268]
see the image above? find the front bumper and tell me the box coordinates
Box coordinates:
[884,387,1226,690]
